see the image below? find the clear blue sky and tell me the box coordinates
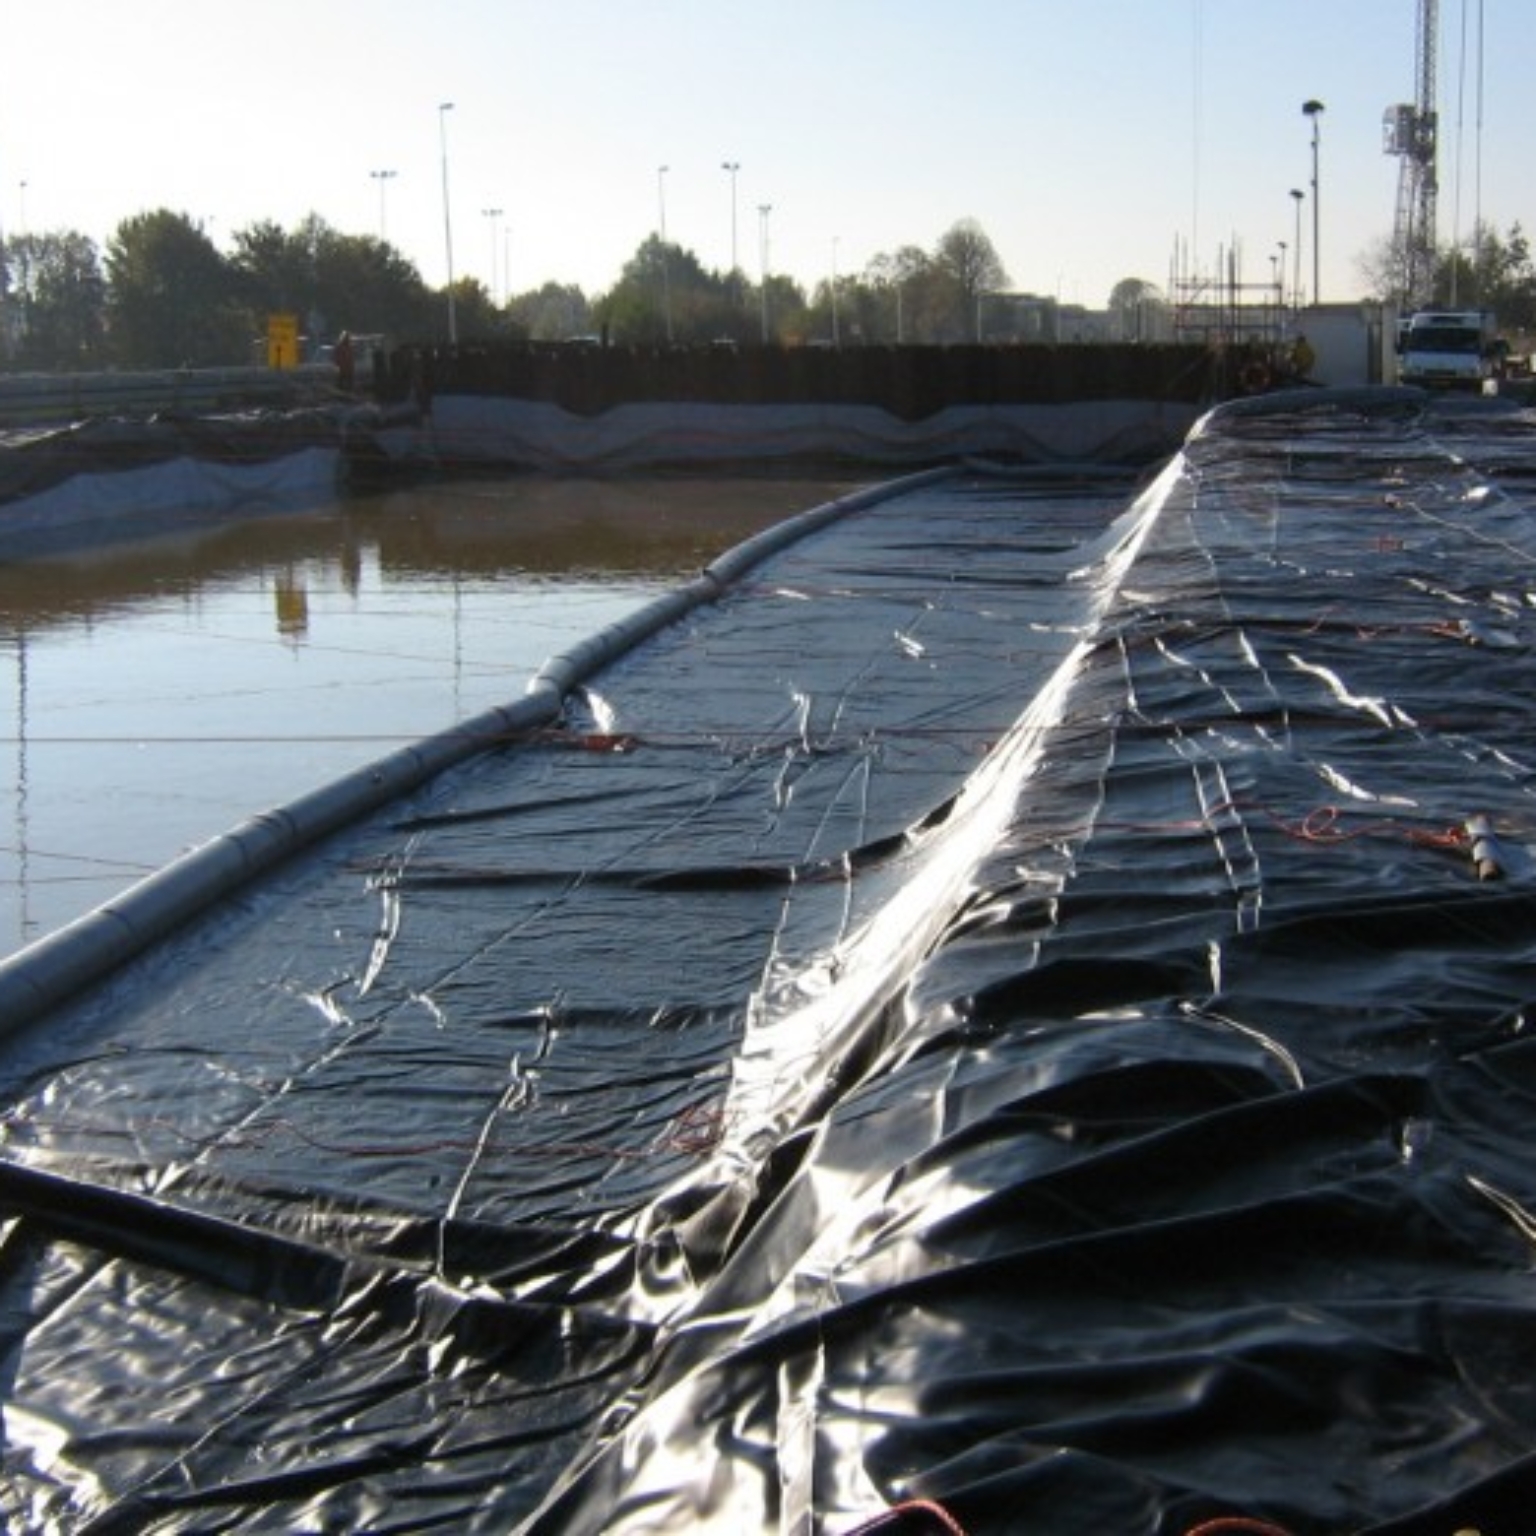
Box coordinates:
[2,0,1524,310]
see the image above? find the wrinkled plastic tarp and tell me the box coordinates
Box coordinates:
[0,409,347,501]
[399,396,1199,473]
[0,410,347,547]
[3,389,1536,1533]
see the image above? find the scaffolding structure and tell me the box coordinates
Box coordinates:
[1384,0,1439,310]
[1169,239,1292,351]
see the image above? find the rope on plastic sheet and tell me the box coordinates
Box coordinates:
[1233,801,1515,881]
[1098,796,1521,887]
[1230,800,1468,853]
[843,1499,969,1536]
[1100,798,1472,856]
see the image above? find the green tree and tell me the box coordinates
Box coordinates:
[863,245,949,343]
[106,210,247,367]
[806,274,848,345]
[229,219,315,318]
[671,247,744,342]
[508,281,590,341]
[1435,221,1535,330]
[754,272,809,344]
[333,236,438,343]
[1360,222,1535,335]
[594,236,745,345]
[445,276,506,340]
[232,214,437,353]
[1107,277,1167,342]
[593,235,672,344]
[4,230,109,368]
[832,274,890,344]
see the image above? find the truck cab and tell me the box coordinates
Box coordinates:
[1399,310,1499,391]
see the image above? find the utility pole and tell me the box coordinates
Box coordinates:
[1303,99,1325,304]
[758,204,773,343]
[439,103,457,344]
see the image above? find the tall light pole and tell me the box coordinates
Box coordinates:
[721,160,740,276]
[1289,187,1304,310]
[657,164,673,343]
[1303,99,1324,305]
[758,203,773,344]
[831,236,841,347]
[439,102,457,344]
[482,207,503,306]
[370,169,397,241]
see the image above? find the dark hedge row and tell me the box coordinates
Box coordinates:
[382,341,1218,418]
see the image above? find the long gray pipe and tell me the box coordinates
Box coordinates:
[0,466,953,1037]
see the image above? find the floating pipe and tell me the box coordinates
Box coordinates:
[0,467,956,1041]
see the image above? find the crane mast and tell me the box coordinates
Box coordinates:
[1384,0,1439,310]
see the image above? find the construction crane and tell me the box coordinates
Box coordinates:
[1383,0,1439,310]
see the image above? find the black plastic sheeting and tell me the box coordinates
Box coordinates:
[0,408,346,509]
[3,389,1536,1533]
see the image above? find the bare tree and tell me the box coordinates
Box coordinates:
[934,219,1010,341]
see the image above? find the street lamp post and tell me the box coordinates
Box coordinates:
[483,207,503,307]
[439,102,457,344]
[657,164,673,343]
[1290,187,1304,310]
[721,161,740,278]
[758,204,773,344]
[370,169,397,241]
[831,236,841,347]
[1303,99,1324,305]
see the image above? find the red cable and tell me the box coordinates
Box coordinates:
[844,1499,969,1536]
[1207,796,1468,852]
[1184,1517,1296,1536]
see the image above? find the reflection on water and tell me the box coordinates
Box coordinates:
[0,472,863,956]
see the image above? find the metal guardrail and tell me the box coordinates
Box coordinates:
[0,365,339,428]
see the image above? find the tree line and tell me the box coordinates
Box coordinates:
[5,203,1529,375]
[1360,222,1536,334]
[0,209,1122,373]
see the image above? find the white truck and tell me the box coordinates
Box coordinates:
[1398,310,1502,391]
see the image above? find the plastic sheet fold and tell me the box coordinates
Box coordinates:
[0,408,346,505]
[0,409,350,552]
[3,388,1536,1532]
